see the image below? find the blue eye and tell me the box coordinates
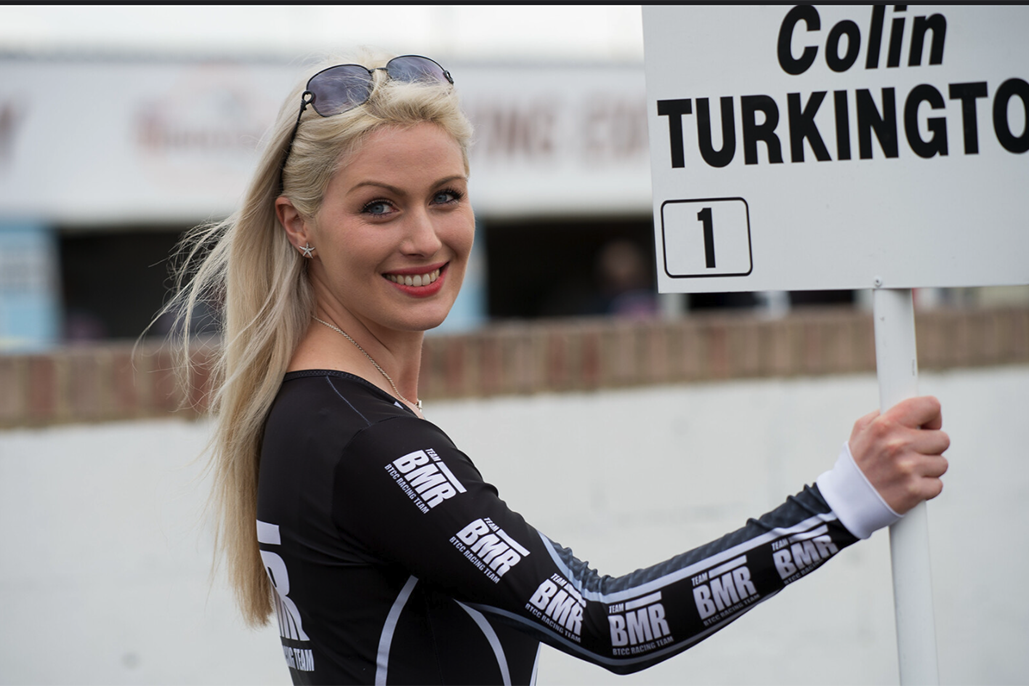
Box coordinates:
[433,188,463,204]
[362,200,393,215]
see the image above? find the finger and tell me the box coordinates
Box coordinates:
[910,428,950,457]
[919,477,945,502]
[897,464,947,509]
[919,454,949,479]
[886,395,942,430]
[920,405,943,431]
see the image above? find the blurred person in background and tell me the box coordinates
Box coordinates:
[158,49,949,684]
[594,239,659,317]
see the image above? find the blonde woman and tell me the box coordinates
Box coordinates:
[165,51,949,684]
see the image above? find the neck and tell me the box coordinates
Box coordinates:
[316,317,421,393]
[291,309,425,412]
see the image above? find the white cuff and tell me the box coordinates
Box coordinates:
[816,442,901,540]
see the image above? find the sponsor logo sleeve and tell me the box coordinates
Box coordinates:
[333,420,860,674]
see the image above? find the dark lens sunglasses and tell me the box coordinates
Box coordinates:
[278,55,454,192]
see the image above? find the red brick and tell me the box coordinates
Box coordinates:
[643,323,670,385]
[187,352,215,413]
[110,349,140,414]
[26,356,59,421]
[764,320,793,377]
[546,331,568,391]
[144,348,181,414]
[580,328,601,390]
[0,306,1026,427]
[0,356,24,423]
[706,323,729,379]
[68,351,103,420]
[679,322,705,381]
[731,320,761,378]
[508,329,535,395]
[1011,310,1029,362]
[445,338,465,397]
[605,324,637,386]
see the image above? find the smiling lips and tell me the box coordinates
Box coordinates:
[385,267,442,288]
[383,264,447,297]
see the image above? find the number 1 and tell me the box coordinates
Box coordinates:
[697,207,716,268]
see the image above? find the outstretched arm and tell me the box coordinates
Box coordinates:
[334,402,947,674]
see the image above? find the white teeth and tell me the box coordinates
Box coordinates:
[388,269,441,287]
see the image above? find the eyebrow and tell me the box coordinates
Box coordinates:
[348,175,467,196]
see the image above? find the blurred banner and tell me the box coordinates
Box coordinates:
[0,57,650,226]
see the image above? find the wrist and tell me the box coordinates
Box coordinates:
[816,442,901,539]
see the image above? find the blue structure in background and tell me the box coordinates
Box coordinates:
[0,221,60,351]
[431,220,487,335]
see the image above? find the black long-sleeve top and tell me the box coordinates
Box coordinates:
[257,370,886,685]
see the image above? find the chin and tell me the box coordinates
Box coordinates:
[394,306,454,333]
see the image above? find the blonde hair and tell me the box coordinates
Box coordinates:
[160,48,473,626]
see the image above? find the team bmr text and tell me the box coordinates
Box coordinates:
[657,5,1029,169]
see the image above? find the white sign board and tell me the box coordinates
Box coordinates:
[644,5,1029,293]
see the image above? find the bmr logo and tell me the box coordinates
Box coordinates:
[529,574,586,638]
[389,449,467,511]
[454,517,530,578]
[772,526,840,580]
[256,520,316,673]
[692,555,758,621]
[256,521,310,643]
[608,592,672,650]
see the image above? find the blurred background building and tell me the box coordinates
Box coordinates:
[0,50,658,345]
[4,5,1023,352]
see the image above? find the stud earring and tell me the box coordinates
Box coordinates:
[300,243,315,258]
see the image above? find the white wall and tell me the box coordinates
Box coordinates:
[1,365,1027,685]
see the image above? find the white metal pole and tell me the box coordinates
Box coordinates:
[872,288,939,685]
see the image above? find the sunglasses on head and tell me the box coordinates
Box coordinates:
[278,55,454,192]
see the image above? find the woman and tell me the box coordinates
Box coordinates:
[165,50,949,684]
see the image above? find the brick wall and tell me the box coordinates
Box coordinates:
[1,306,1027,428]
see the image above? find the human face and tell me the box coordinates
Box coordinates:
[305,123,474,334]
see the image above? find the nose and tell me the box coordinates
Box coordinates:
[401,207,443,256]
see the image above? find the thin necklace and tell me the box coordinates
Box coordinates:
[312,316,423,411]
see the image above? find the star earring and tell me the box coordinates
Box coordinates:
[300,243,315,258]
